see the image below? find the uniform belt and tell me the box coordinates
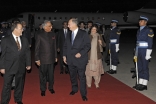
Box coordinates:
[136,41,148,48]
[110,39,117,44]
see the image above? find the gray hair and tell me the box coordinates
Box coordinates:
[71,18,78,25]
[42,20,51,28]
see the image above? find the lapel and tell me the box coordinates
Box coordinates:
[20,36,23,52]
[62,29,66,39]
[10,34,19,52]
[71,29,80,46]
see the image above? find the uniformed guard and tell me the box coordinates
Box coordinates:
[107,20,121,74]
[133,16,154,91]
[0,22,7,40]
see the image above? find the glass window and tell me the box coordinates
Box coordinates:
[54,17,57,20]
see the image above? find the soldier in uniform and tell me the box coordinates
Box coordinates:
[133,16,154,91]
[107,20,121,74]
[0,22,7,40]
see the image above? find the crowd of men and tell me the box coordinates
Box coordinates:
[0,15,154,104]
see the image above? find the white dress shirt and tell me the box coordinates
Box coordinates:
[64,28,67,34]
[72,28,78,40]
[12,33,22,48]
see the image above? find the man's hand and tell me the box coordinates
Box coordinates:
[36,60,41,66]
[63,56,67,64]
[0,69,5,74]
[26,66,31,70]
[55,58,58,62]
[57,48,60,52]
[75,53,81,58]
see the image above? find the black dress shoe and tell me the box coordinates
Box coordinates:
[132,73,136,79]
[107,63,110,66]
[11,86,15,90]
[60,71,63,74]
[65,71,69,74]
[105,60,109,63]
[130,68,136,73]
[82,96,88,101]
[107,70,117,74]
[41,91,45,96]
[69,91,77,95]
[137,85,147,91]
[133,84,142,89]
[17,101,23,104]
[49,89,55,94]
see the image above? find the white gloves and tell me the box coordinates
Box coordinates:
[115,44,119,52]
[145,49,152,60]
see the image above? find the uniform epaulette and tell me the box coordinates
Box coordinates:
[148,29,154,38]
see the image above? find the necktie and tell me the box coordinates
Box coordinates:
[71,32,74,45]
[16,37,21,51]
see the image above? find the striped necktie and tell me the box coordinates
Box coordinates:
[16,37,21,51]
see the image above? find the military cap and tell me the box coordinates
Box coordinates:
[139,16,148,21]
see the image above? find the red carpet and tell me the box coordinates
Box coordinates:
[0,53,156,104]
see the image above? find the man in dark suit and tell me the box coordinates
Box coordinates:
[0,22,31,104]
[4,18,21,90]
[63,18,91,101]
[35,20,57,96]
[21,21,32,47]
[104,25,111,65]
[57,21,70,74]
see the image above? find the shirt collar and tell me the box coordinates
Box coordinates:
[112,26,116,29]
[140,26,145,31]
[73,28,78,35]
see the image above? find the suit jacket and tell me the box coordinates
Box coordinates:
[63,29,91,68]
[104,28,111,44]
[57,28,70,55]
[22,27,31,45]
[35,31,57,64]
[0,34,31,74]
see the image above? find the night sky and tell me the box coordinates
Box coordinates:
[0,0,154,21]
